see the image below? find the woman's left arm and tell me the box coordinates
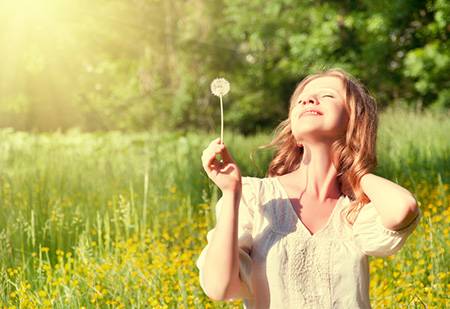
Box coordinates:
[360,173,420,231]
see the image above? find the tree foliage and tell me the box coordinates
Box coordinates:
[0,0,448,132]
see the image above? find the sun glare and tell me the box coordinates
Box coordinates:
[1,0,67,26]
[0,0,88,88]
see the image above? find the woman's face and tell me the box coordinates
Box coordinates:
[290,75,349,144]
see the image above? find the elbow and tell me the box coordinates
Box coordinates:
[386,199,420,231]
[204,287,228,301]
[403,193,418,211]
[202,275,244,301]
[401,196,420,224]
[201,274,229,301]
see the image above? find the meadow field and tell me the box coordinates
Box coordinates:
[0,105,448,308]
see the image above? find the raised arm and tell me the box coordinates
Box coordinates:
[360,173,420,231]
[199,138,250,300]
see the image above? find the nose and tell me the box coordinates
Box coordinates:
[301,95,318,105]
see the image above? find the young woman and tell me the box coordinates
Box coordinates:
[196,68,421,308]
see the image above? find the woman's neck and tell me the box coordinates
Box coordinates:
[293,142,341,202]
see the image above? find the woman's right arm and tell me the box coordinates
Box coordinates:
[200,138,249,300]
[200,190,244,300]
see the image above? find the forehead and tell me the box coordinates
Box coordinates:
[301,76,345,95]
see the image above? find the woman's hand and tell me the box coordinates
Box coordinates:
[201,138,242,193]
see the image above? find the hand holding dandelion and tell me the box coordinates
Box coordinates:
[210,77,230,145]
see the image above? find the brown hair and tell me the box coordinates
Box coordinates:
[260,68,378,225]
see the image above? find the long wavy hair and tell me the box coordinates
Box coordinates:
[260,68,378,225]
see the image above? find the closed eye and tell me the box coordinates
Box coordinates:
[323,95,334,98]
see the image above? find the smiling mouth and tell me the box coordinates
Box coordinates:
[301,111,323,117]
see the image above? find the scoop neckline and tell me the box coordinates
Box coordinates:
[273,176,344,238]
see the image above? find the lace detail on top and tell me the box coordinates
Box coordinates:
[286,237,332,308]
[262,178,347,308]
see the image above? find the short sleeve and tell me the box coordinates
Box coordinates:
[351,202,421,257]
[195,177,258,300]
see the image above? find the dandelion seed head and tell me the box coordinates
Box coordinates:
[210,77,230,97]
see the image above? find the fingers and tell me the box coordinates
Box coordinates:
[201,139,219,173]
[218,144,234,162]
[202,138,222,158]
[201,138,231,173]
[201,151,213,173]
[209,137,221,147]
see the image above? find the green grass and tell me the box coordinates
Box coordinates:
[0,106,448,307]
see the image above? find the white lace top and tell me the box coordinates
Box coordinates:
[196,176,421,308]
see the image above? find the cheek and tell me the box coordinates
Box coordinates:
[288,108,297,123]
[290,105,300,117]
[338,106,349,122]
[334,109,349,131]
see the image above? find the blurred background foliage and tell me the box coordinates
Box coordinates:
[0,0,448,134]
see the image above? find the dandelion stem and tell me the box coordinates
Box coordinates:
[220,95,224,144]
